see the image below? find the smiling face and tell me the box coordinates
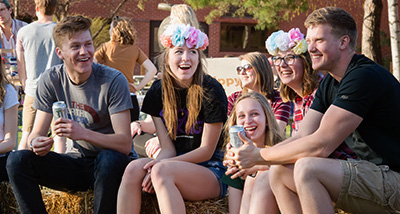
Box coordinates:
[0,3,12,26]
[238,59,258,91]
[56,30,94,83]
[167,45,199,87]
[306,24,342,72]
[275,50,304,91]
[235,97,266,146]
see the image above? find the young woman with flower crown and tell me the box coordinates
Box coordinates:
[234,28,357,214]
[117,24,228,213]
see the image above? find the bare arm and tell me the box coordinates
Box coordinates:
[232,106,362,168]
[130,114,156,136]
[132,59,157,91]
[28,110,55,156]
[0,104,18,153]
[53,109,132,155]
[16,36,26,90]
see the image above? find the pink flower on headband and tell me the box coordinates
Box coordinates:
[160,24,209,50]
[199,35,208,50]
[160,34,172,48]
[186,27,199,49]
[288,28,304,48]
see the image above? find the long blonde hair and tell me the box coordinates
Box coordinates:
[223,92,284,147]
[159,48,205,140]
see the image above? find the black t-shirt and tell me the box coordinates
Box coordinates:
[141,75,228,156]
[311,54,400,171]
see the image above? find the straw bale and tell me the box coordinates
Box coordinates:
[0,181,19,213]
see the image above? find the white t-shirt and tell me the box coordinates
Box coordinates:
[0,84,19,141]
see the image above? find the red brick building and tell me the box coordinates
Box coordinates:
[17,0,395,68]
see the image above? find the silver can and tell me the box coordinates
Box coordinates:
[229,125,245,148]
[52,101,67,120]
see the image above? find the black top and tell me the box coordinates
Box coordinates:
[311,54,400,171]
[142,74,228,155]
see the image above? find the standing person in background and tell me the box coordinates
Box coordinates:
[0,59,18,214]
[17,0,63,151]
[95,16,156,122]
[222,52,291,214]
[117,24,228,214]
[0,0,26,50]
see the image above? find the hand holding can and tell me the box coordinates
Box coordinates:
[52,101,67,120]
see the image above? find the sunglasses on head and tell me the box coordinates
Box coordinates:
[236,64,252,75]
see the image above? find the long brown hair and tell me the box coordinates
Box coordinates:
[158,48,205,140]
[0,60,12,106]
[223,92,284,148]
[279,51,320,102]
[239,52,275,100]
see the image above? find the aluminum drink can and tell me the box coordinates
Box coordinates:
[52,101,67,120]
[229,125,245,148]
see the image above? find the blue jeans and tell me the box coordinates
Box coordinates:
[6,149,132,214]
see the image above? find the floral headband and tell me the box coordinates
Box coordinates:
[160,24,209,50]
[265,28,308,56]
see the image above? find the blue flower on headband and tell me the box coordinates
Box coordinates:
[266,28,308,55]
[265,30,284,55]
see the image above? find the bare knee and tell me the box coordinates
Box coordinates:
[122,158,149,184]
[293,157,320,185]
[151,162,174,187]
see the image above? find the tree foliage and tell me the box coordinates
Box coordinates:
[184,0,309,30]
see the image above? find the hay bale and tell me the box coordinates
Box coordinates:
[1,182,228,214]
[0,181,19,213]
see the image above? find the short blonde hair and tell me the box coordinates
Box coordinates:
[53,15,92,49]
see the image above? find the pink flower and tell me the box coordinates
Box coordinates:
[199,34,209,50]
[186,27,199,48]
[160,34,172,48]
[288,28,304,48]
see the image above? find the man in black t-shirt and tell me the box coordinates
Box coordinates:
[226,7,400,214]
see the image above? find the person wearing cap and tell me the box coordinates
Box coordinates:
[0,0,26,50]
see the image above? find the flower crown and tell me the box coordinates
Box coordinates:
[265,28,308,56]
[160,24,209,50]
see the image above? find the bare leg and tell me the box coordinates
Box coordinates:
[228,187,242,214]
[239,176,256,214]
[294,157,343,214]
[151,161,220,214]
[117,158,152,214]
[269,164,301,214]
[248,171,279,214]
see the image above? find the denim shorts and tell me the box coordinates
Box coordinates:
[198,150,228,198]
[336,159,400,213]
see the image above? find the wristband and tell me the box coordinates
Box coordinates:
[29,141,34,151]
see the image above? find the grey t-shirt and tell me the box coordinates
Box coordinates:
[17,22,62,97]
[33,63,132,158]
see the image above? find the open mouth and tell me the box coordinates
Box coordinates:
[77,57,90,62]
[179,64,191,70]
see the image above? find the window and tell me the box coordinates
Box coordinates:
[220,23,271,52]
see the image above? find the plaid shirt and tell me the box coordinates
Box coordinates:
[291,87,357,160]
[227,90,291,125]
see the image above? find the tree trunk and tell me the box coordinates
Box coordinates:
[362,0,383,64]
[388,0,400,79]
[92,0,128,40]
[14,0,18,18]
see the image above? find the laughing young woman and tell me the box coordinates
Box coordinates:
[117,24,228,213]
